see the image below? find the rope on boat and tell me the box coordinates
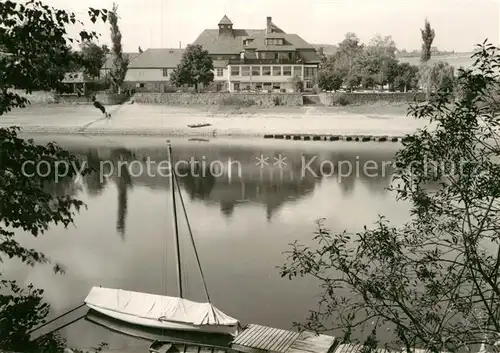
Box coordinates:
[26,303,86,334]
[32,313,88,342]
[173,168,211,304]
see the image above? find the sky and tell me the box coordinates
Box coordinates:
[40,0,500,53]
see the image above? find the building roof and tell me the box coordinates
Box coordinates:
[194,29,315,53]
[102,52,140,69]
[212,59,228,68]
[128,48,184,68]
[192,16,320,63]
[218,15,233,25]
[267,20,285,34]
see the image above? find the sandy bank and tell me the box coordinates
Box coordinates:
[0,103,431,138]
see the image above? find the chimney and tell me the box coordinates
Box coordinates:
[266,16,272,34]
[179,41,181,49]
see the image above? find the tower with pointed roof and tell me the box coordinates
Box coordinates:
[218,15,234,38]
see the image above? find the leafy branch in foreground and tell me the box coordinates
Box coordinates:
[280,41,500,353]
[0,0,108,113]
[0,1,108,351]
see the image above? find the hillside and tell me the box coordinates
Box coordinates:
[312,44,474,68]
[313,44,337,55]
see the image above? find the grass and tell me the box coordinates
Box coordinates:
[398,52,475,68]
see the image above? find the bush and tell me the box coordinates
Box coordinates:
[330,92,351,106]
[273,95,284,106]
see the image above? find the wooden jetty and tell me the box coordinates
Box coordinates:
[262,134,408,143]
[231,324,337,353]
[150,323,338,353]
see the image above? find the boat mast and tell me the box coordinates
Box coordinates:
[173,167,211,304]
[167,141,183,299]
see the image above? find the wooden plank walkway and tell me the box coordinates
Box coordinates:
[333,343,389,353]
[231,324,338,353]
[333,343,441,353]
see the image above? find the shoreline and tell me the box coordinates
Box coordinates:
[1,103,431,140]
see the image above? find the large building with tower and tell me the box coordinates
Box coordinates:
[192,15,321,92]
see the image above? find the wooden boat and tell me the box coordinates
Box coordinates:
[84,141,240,336]
[187,123,212,128]
[85,309,233,347]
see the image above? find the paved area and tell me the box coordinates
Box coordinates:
[0,103,432,137]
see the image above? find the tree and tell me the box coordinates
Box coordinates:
[336,33,364,80]
[364,35,398,90]
[108,3,129,94]
[292,75,304,92]
[393,62,419,92]
[318,70,343,92]
[170,44,214,92]
[419,61,455,97]
[80,41,109,78]
[0,2,103,108]
[280,42,500,353]
[0,1,108,351]
[421,19,435,63]
[138,46,143,53]
[317,46,327,65]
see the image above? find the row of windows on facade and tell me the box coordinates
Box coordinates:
[161,66,317,78]
[242,38,284,46]
[228,66,314,77]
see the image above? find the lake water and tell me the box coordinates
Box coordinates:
[4,136,411,351]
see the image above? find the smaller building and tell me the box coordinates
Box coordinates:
[100,52,140,78]
[123,48,184,92]
[61,71,93,95]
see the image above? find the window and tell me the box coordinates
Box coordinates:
[304,67,318,78]
[162,69,169,77]
[216,68,224,77]
[251,66,260,76]
[293,66,302,77]
[216,83,223,92]
[272,84,281,90]
[306,81,313,89]
[262,66,271,76]
[265,38,283,45]
[234,83,240,91]
[231,66,240,76]
[272,66,281,76]
[241,66,250,76]
[283,66,292,76]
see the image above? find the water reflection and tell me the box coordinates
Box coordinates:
[44,143,397,235]
[14,138,409,349]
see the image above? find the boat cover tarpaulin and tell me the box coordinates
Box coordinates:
[84,287,239,326]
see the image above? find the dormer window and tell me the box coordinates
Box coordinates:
[265,38,283,46]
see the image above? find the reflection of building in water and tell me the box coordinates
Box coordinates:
[176,157,322,221]
[61,144,398,223]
